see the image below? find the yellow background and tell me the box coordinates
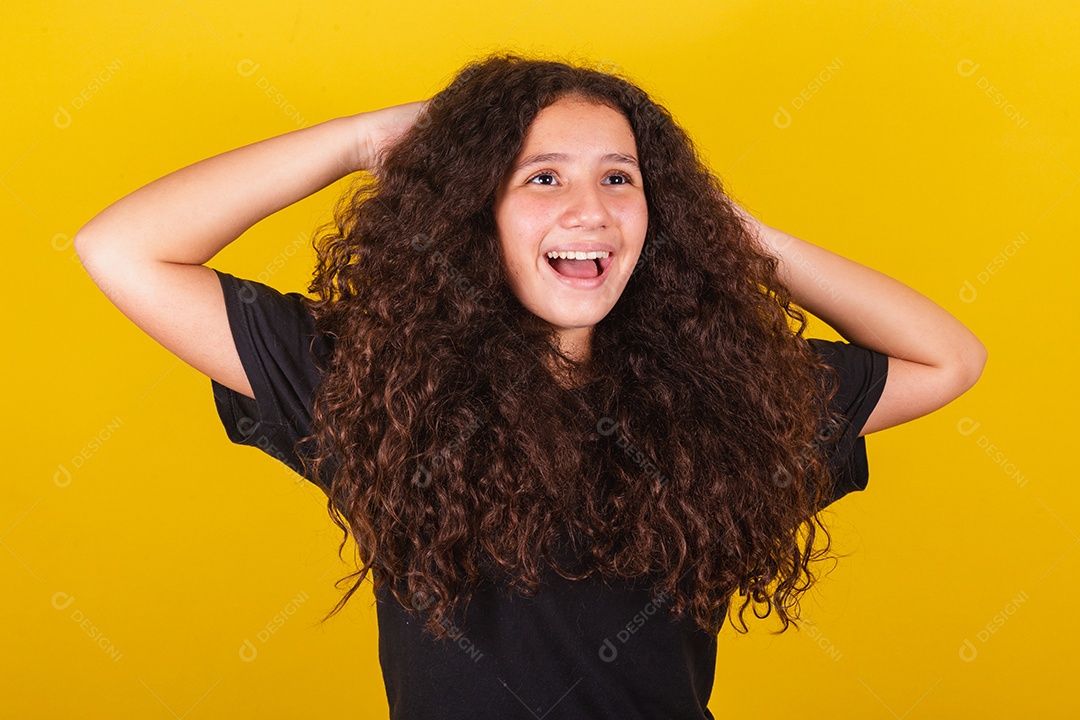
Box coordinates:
[4,1,1076,717]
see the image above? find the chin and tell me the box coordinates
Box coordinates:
[544,308,610,329]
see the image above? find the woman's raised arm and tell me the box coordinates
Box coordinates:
[73,101,426,399]
[734,204,988,436]
[74,101,427,265]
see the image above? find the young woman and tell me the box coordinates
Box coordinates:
[75,53,986,719]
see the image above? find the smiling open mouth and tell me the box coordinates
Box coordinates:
[545,251,615,279]
[549,256,599,278]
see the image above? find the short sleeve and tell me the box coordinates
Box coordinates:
[806,338,890,507]
[210,268,336,493]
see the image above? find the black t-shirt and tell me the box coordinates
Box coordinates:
[210,269,889,720]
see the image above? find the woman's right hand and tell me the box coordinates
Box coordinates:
[352,100,430,175]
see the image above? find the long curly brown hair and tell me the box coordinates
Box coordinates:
[295,51,849,640]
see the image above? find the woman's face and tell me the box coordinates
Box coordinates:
[494,95,648,357]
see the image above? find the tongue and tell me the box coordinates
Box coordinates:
[550,258,599,278]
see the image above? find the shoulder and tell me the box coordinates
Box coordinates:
[804,337,890,438]
[213,268,336,370]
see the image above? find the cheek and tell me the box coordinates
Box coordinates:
[496,233,535,288]
[617,203,649,246]
[502,246,531,282]
[498,202,546,267]
[625,198,649,227]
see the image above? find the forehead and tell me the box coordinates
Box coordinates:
[518,97,636,152]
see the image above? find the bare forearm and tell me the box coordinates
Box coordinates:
[74,115,365,265]
[751,218,985,372]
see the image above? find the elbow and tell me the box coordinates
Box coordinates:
[965,337,988,387]
[950,336,988,394]
[72,233,89,262]
[72,230,126,286]
[73,227,120,267]
[72,212,116,260]
[72,228,100,262]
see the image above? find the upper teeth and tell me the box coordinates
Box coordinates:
[546,250,610,260]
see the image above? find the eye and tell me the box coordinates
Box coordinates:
[527,170,557,185]
[524,170,636,186]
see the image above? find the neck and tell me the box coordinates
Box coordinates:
[547,326,593,389]
[556,325,592,362]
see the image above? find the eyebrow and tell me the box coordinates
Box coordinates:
[514,152,640,172]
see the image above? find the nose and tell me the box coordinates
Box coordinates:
[560,181,613,230]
